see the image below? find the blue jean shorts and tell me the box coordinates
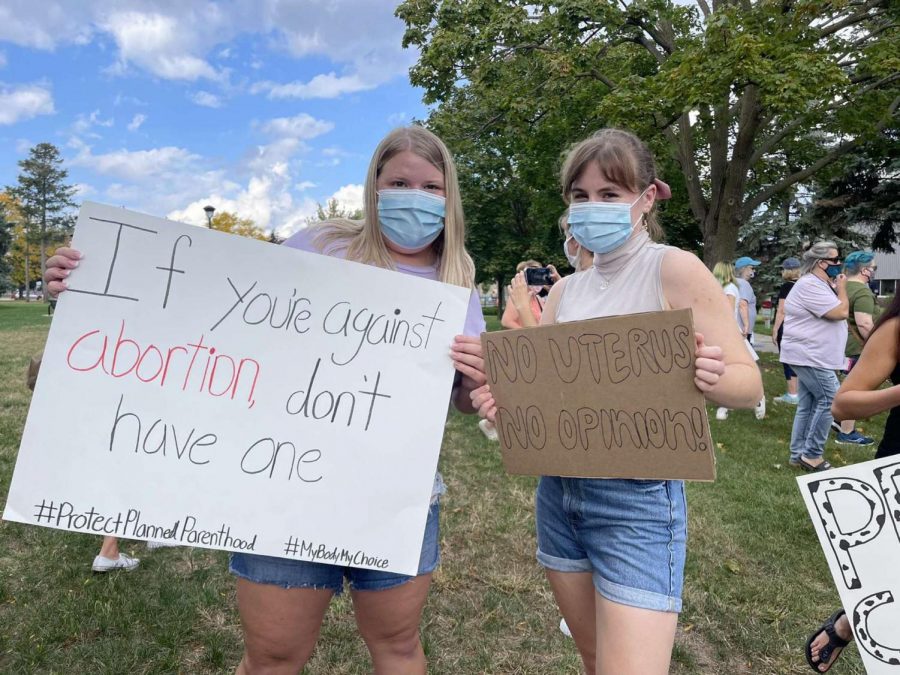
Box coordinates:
[535,476,686,613]
[229,502,440,595]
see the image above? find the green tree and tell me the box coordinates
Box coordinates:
[305,198,364,226]
[799,138,899,252]
[209,211,268,240]
[399,0,900,264]
[0,204,12,293]
[8,222,44,298]
[8,143,77,299]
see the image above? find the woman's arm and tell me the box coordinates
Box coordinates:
[500,291,523,329]
[772,298,786,344]
[832,318,900,421]
[661,250,763,409]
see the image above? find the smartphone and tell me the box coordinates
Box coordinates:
[524,267,554,286]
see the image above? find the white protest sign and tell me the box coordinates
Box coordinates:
[4,202,471,575]
[798,455,900,672]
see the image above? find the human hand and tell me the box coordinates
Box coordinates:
[547,264,561,284]
[694,332,725,393]
[834,273,847,290]
[450,335,486,389]
[44,247,82,297]
[509,271,531,310]
[470,383,497,423]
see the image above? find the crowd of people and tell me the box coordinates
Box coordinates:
[40,123,895,674]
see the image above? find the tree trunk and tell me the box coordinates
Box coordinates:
[24,236,30,303]
[702,212,743,267]
[496,273,505,316]
[40,235,47,302]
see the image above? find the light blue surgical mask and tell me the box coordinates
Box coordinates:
[563,235,581,268]
[377,189,446,250]
[567,189,647,255]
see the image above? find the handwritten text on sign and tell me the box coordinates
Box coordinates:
[482,309,715,480]
[798,456,900,672]
[3,202,470,575]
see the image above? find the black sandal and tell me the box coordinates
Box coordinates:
[798,457,832,472]
[805,608,850,672]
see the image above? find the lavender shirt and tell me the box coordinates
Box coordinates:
[779,274,847,370]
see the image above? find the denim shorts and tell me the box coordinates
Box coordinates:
[229,502,440,595]
[535,476,686,613]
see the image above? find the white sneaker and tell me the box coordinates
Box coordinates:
[559,618,572,637]
[92,552,140,572]
[147,540,178,550]
[715,407,729,421]
[755,397,766,420]
[478,418,499,442]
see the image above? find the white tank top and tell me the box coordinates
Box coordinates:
[557,230,674,322]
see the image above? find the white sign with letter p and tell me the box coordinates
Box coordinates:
[798,455,900,672]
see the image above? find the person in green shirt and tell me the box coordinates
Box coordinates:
[833,251,878,446]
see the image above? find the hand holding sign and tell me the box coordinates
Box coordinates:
[481,308,715,481]
[44,247,82,295]
[6,201,471,575]
[693,332,726,393]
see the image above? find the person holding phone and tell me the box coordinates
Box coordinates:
[44,125,487,674]
[471,128,761,674]
[501,260,560,329]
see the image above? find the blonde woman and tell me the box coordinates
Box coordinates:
[45,126,487,674]
[471,129,761,674]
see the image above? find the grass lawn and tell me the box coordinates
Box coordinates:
[0,300,884,673]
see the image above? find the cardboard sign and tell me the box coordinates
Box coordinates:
[482,309,715,481]
[798,456,900,672]
[3,202,471,575]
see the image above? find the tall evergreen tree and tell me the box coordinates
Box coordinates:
[0,199,12,293]
[8,143,77,300]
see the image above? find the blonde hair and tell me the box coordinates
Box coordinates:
[560,129,663,241]
[516,259,542,273]
[781,268,801,282]
[312,126,475,288]
[713,262,736,288]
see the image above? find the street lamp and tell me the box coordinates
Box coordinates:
[203,205,215,228]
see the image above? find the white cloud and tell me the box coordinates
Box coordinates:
[259,113,334,140]
[70,141,200,182]
[329,184,364,214]
[252,72,374,100]
[127,113,146,131]
[296,181,317,191]
[100,10,225,82]
[73,109,114,134]
[0,83,55,125]
[0,2,416,92]
[190,90,223,108]
[387,112,409,125]
[73,182,96,198]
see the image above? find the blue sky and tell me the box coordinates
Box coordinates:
[0,1,430,235]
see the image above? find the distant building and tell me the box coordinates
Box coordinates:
[873,244,900,296]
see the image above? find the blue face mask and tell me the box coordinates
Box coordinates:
[823,263,842,278]
[377,189,445,250]
[566,190,647,255]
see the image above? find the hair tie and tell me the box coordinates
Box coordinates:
[653,179,672,200]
